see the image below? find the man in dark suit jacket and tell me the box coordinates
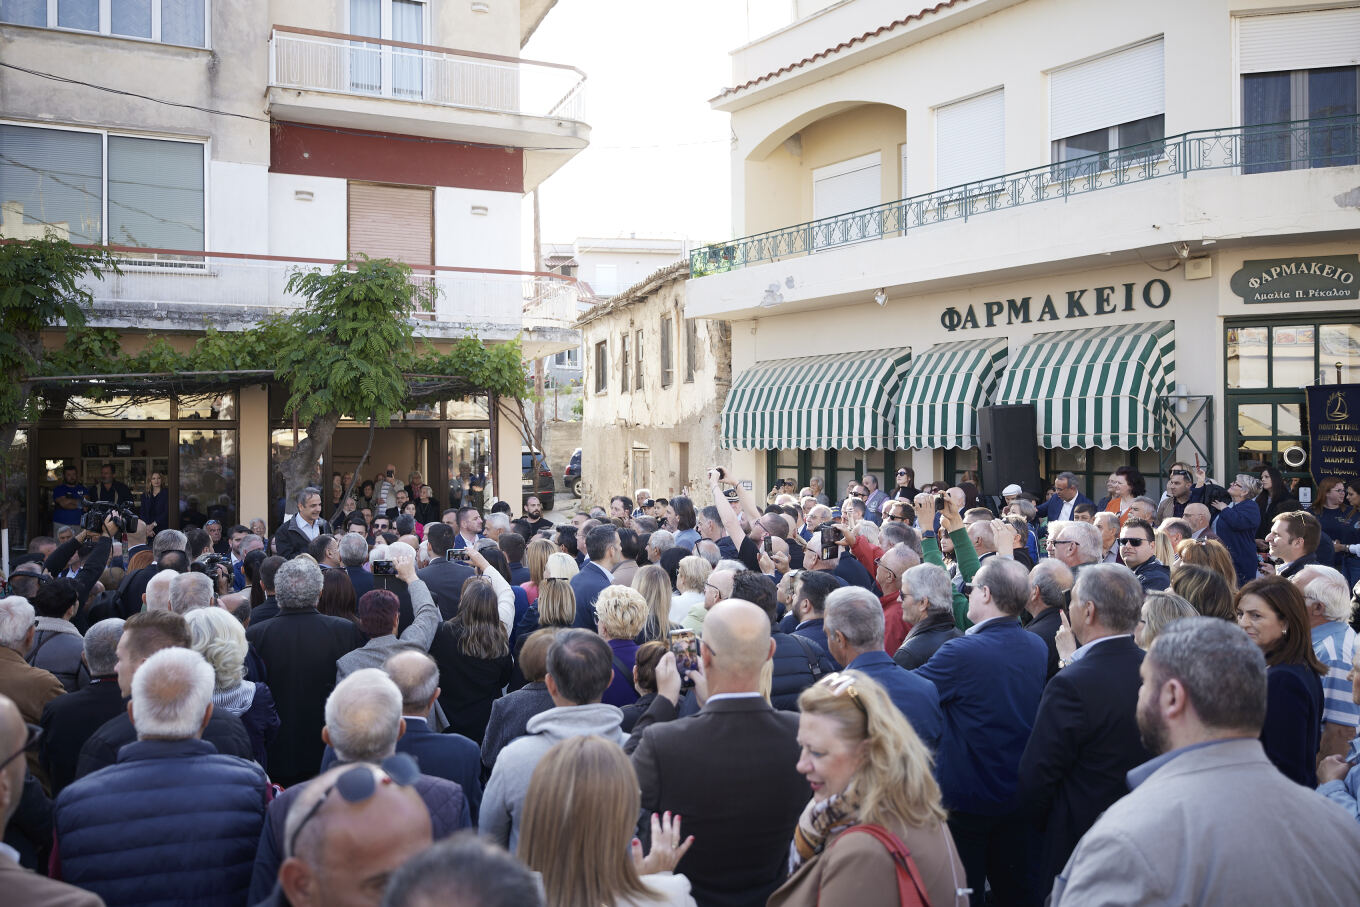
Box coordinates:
[418,523,476,620]
[1024,559,1073,682]
[246,559,365,786]
[39,619,128,795]
[271,488,331,560]
[1042,472,1094,525]
[570,526,621,631]
[627,600,808,907]
[1018,564,1152,898]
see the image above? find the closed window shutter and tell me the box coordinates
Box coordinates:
[812,151,882,219]
[1051,38,1164,140]
[1239,8,1360,74]
[108,135,204,251]
[936,89,1004,188]
[348,182,434,269]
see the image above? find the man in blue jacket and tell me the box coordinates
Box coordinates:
[54,647,269,907]
[1042,472,1093,525]
[913,557,1048,905]
[570,525,621,631]
[823,586,943,752]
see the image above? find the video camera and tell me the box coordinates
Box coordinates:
[80,497,141,534]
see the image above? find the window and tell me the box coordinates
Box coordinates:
[593,264,618,296]
[634,329,644,390]
[660,317,674,387]
[935,89,1004,188]
[347,182,434,267]
[620,333,632,393]
[1242,67,1358,172]
[684,318,700,383]
[811,151,882,249]
[1,0,208,46]
[1050,39,1165,170]
[0,124,204,252]
[593,341,608,393]
[349,0,426,98]
[554,347,580,369]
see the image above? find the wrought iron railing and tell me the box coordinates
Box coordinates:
[689,114,1360,278]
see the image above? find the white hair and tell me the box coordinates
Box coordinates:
[1298,565,1355,623]
[1093,512,1121,534]
[543,552,579,580]
[0,596,34,650]
[186,607,247,691]
[648,529,675,553]
[486,513,511,533]
[1055,520,1104,563]
[131,647,215,739]
[145,570,176,611]
[369,543,389,563]
[339,532,370,567]
[324,668,403,762]
[387,541,417,561]
[169,571,214,614]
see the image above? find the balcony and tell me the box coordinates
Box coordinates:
[267,26,589,190]
[75,248,582,353]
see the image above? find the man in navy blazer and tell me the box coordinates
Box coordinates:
[570,525,621,631]
[418,523,477,620]
[1043,472,1093,525]
[384,651,481,821]
[913,558,1048,906]
[1018,563,1151,898]
[824,586,943,752]
[339,532,374,599]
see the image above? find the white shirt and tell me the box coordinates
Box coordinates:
[294,512,320,542]
[1059,498,1076,521]
[705,692,764,703]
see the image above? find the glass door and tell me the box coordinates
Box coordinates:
[1226,393,1308,487]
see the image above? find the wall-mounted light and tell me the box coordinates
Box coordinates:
[470,204,489,216]
[873,288,887,306]
[294,189,314,202]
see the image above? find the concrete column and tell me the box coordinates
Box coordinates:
[495,403,522,510]
[238,384,270,526]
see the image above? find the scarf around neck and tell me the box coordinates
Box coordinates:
[788,785,863,874]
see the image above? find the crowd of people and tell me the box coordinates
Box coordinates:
[3,457,1360,906]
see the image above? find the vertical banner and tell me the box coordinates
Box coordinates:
[1305,384,1360,485]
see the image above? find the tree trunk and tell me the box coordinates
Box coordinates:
[0,328,45,526]
[279,412,340,521]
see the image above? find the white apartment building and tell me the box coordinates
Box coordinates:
[0,0,589,543]
[688,0,1360,500]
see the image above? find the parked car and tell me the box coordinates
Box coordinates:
[522,450,554,511]
[564,448,582,498]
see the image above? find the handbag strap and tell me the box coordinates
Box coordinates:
[836,824,933,907]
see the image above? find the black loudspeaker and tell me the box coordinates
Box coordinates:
[977,404,1041,497]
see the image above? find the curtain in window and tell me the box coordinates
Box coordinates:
[161,0,206,47]
[107,136,204,251]
[1242,72,1292,174]
[0,125,103,243]
[391,0,424,99]
[349,0,382,93]
[1308,67,1358,167]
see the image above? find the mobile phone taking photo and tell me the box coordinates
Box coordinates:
[669,630,699,688]
[372,560,396,576]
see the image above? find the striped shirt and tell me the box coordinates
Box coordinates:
[1312,621,1359,728]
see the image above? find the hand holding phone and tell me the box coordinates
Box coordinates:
[669,630,700,688]
[372,559,396,576]
[446,548,470,563]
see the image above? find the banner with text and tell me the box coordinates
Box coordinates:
[1306,383,1360,486]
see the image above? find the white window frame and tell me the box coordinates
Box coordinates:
[0,118,209,257]
[554,347,580,369]
[8,0,212,48]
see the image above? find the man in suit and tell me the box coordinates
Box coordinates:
[780,570,840,661]
[451,507,485,551]
[823,586,943,752]
[272,486,332,560]
[418,523,476,620]
[1019,564,1151,897]
[0,694,104,907]
[1024,559,1072,681]
[246,558,366,786]
[39,618,127,796]
[913,558,1048,905]
[1042,471,1093,525]
[1052,617,1360,904]
[498,531,531,586]
[117,529,187,618]
[627,599,809,907]
[1267,510,1320,579]
[383,651,482,822]
[570,525,621,631]
[1184,503,1219,543]
[338,532,374,599]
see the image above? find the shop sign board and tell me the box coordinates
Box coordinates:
[1230,255,1359,305]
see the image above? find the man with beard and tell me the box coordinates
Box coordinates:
[1051,618,1360,904]
[515,496,554,540]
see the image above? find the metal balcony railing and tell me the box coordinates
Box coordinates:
[268,26,586,121]
[71,247,583,331]
[689,114,1360,278]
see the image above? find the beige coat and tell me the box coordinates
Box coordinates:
[0,850,105,906]
[767,817,968,907]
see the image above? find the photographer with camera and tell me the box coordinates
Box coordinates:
[705,468,763,573]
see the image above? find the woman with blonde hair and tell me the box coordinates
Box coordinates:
[1175,537,1238,593]
[1136,590,1197,649]
[537,552,580,629]
[633,564,676,645]
[596,585,648,707]
[185,606,280,769]
[1153,527,1177,568]
[522,537,555,606]
[1171,562,1237,622]
[519,735,696,907]
[769,671,966,907]
[672,556,711,627]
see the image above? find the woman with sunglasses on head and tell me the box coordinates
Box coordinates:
[1235,576,1327,787]
[1253,465,1299,541]
[1210,473,1264,588]
[769,670,967,907]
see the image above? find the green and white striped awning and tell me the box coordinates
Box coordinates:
[895,337,1009,450]
[722,348,913,450]
[995,321,1175,449]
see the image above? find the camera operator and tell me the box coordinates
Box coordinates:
[191,553,235,599]
[12,514,120,646]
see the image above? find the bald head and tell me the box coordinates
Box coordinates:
[705,568,735,610]
[383,650,440,715]
[1183,503,1211,533]
[0,695,24,828]
[876,543,920,596]
[280,761,432,907]
[703,599,775,688]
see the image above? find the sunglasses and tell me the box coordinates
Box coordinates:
[896,470,908,476]
[288,753,419,857]
[873,557,898,581]
[1118,538,1148,547]
[850,492,866,499]
[819,672,866,715]
[0,722,41,771]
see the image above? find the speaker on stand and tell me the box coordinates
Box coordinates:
[977,404,1042,498]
